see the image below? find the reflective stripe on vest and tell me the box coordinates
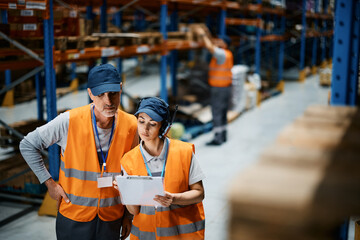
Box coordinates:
[157,220,205,237]
[208,49,233,87]
[60,159,121,181]
[66,194,121,208]
[209,67,232,72]
[131,219,205,238]
[131,225,156,240]
[139,205,186,215]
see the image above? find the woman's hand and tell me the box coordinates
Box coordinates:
[154,191,175,207]
[113,180,118,190]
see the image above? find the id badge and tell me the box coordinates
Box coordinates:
[97,172,113,188]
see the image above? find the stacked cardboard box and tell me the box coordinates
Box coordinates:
[228,105,360,239]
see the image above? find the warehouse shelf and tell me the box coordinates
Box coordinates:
[53,40,204,63]
[284,0,334,81]
[0,0,341,185]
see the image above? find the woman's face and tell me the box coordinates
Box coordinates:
[137,112,162,141]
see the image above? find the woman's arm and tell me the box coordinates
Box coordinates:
[154,181,205,207]
[126,205,140,215]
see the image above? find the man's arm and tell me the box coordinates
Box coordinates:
[195,27,215,54]
[19,112,71,207]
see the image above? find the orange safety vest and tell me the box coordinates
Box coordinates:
[121,139,205,240]
[59,104,137,222]
[208,49,233,87]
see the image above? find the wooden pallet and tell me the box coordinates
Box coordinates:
[0,153,45,194]
[228,105,360,240]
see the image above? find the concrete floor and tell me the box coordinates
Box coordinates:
[1,69,348,239]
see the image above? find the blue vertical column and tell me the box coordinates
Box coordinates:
[101,0,107,64]
[272,14,278,77]
[87,5,94,104]
[311,0,319,74]
[1,9,13,107]
[71,62,77,81]
[5,70,11,90]
[160,1,168,102]
[278,15,286,85]
[218,8,226,39]
[170,7,178,97]
[114,10,123,73]
[255,0,262,75]
[299,0,307,81]
[43,0,59,180]
[2,10,10,83]
[321,0,328,67]
[35,72,44,121]
[348,0,360,105]
[134,9,146,31]
[114,10,123,102]
[86,5,93,27]
[331,0,358,106]
[263,14,270,75]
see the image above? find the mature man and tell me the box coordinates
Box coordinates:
[196,27,234,146]
[20,64,138,240]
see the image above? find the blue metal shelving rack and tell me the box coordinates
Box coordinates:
[160,1,168,103]
[331,0,360,106]
[43,0,59,180]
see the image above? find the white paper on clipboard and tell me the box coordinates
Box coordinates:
[115,175,165,206]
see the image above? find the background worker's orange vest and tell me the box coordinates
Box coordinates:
[59,104,137,222]
[208,49,233,87]
[122,139,205,240]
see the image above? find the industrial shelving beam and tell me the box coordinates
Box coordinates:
[170,5,179,97]
[43,0,60,180]
[101,0,107,64]
[255,0,262,75]
[321,0,329,67]
[160,0,168,102]
[299,0,307,82]
[331,0,360,106]
[311,0,319,74]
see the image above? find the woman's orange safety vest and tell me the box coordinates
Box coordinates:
[121,139,205,240]
[59,104,137,222]
[208,49,233,87]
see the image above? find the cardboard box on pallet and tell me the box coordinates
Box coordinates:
[0,154,46,195]
[9,23,43,38]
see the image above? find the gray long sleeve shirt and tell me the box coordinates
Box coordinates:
[20,106,114,184]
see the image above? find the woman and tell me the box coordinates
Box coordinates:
[120,97,205,240]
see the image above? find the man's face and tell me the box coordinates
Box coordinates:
[88,88,121,118]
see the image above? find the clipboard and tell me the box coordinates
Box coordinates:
[115,175,165,206]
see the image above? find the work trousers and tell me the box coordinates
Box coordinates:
[56,212,122,240]
[210,86,231,131]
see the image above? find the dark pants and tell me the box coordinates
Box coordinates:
[210,86,231,141]
[56,212,122,240]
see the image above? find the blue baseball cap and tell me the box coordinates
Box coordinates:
[88,64,121,96]
[135,97,169,122]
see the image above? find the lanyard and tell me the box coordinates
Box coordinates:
[140,138,169,177]
[92,106,115,173]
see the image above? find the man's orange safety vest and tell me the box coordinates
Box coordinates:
[208,49,233,87]
[59,104,137,222]
[121,139,205,240]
